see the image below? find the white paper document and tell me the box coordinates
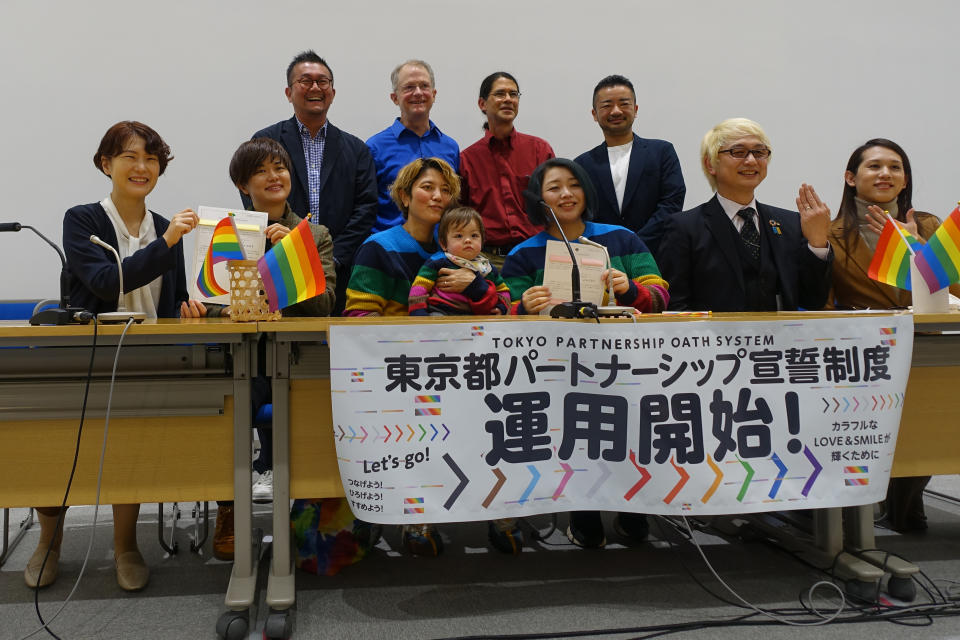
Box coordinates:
[541,239,608,312]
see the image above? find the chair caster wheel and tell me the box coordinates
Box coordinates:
[845,579,878,602]
[887,575,917,602]
[216,609,249,640]
[264,608,293,639]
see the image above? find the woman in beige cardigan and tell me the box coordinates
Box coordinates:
[827,138,960,532]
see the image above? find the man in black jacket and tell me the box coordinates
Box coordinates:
[245,50,377,314]
[658,117,832,312]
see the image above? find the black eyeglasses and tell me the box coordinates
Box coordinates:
[295,77,331,90]
[718,147,771,160]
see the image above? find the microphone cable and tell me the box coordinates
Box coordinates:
[23,316,136,640]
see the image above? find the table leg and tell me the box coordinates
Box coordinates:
[224,336,257,609]
[266,336,295,611]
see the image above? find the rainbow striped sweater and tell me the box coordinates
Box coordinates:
[408,252,511,316]
[501,221,669,314]
[345,225,437,317]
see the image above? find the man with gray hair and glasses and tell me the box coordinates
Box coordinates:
[366,59,460,232]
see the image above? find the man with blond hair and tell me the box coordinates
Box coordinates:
[658,117,832,311]
[366,59,460,232]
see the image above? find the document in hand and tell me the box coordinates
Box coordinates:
[541,239,607,311]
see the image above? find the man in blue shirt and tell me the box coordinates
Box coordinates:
[366,60,460,232]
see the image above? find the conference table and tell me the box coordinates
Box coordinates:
[3,311,958,632]
[0,318,260,635]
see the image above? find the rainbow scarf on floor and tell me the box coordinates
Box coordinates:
[290,498,367,576]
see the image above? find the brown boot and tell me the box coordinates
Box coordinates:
[213,504,235,561]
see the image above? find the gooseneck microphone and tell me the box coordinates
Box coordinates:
[89,235,146,323]
[576,236,636,318]
[528,196,598,319]
[0,222,92,325]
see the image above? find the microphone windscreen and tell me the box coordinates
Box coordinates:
[0,222,22,232]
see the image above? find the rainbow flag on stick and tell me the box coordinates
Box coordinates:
[913,206,960,293]
[868,214,920,290]
[257,218,325,311]
[196,214,246,297]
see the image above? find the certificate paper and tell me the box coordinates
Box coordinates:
[541,239,608,312]
[188,206,268,305]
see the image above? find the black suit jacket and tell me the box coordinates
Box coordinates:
[574,134,685,257]
[658,195,832,311]
[245,117,377,269]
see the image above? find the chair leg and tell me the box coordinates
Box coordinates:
[0,508,35,567]
[157,503,180,555]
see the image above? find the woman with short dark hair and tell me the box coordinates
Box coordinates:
[28,121,201,592]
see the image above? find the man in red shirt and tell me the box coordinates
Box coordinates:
[459,72,555,267]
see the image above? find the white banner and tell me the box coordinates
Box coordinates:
[329,316,913,524]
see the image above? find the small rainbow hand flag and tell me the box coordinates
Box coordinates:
[868,216,920,290]
[913,206,960,293]
[257,218,325,312]
[196,214,246,297]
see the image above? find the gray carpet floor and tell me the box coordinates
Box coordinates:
[3,477,960,640]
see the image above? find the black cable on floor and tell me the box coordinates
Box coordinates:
[32,317,99,640]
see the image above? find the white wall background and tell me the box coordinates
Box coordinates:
[1,0,958,299]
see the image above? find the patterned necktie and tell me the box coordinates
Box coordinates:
[738,207,760,261]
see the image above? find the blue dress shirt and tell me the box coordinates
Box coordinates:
[366,118,459,232]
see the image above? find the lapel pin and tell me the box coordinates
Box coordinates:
[768,219,782,236]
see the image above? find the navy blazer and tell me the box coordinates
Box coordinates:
[658,195,832,312]
[245,118,378,269]
[574,134,685,258]
[62,202,187,317]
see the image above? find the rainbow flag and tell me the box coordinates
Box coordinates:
[196,215,245,297]
[257,218,325,311]
[913,206,960,293]
[867,217,920,290]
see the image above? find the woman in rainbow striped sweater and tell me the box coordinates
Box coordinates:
[344,157,461,557]
[345,158,460,318]
[501,157,669,550]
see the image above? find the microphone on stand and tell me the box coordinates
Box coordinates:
[89,235,146,323]
[0,222,92,325]
[522,192,598,319]
[576,236,637,318]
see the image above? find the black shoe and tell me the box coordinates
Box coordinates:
[613,513,649,541]
[353,520,383,550]
[566,511,605,548]
[401,524,444,556]
[488,519,523,554]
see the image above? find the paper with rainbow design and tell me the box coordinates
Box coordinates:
[188,207,268,305]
